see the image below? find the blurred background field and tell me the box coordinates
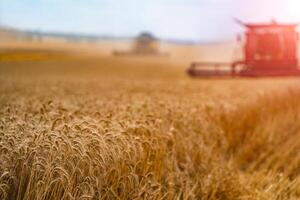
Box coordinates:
[0,26,237,65]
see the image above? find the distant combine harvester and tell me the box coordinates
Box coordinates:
[113,32,168,56]
[188,19,300,77]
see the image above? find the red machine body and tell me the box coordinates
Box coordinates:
[187,20,300,77]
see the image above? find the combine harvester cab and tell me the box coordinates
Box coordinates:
[187,20,300,77]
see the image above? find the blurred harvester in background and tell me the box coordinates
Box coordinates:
[188,20,300,77]
[113,32,168,56]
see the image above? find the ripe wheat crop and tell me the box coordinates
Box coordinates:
[0,51,299,199]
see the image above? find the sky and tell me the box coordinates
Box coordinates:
[1,0,300,41]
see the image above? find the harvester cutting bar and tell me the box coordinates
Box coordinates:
[187,62,236,77]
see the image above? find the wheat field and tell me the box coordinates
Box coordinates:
[0,49,299,200]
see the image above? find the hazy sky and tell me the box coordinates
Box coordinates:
[1,0,300,41]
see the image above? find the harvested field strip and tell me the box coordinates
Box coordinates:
[0,49,71,62]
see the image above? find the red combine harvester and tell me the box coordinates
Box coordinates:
[187,20,300,77]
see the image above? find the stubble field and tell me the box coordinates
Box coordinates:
[0,49,299,199]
